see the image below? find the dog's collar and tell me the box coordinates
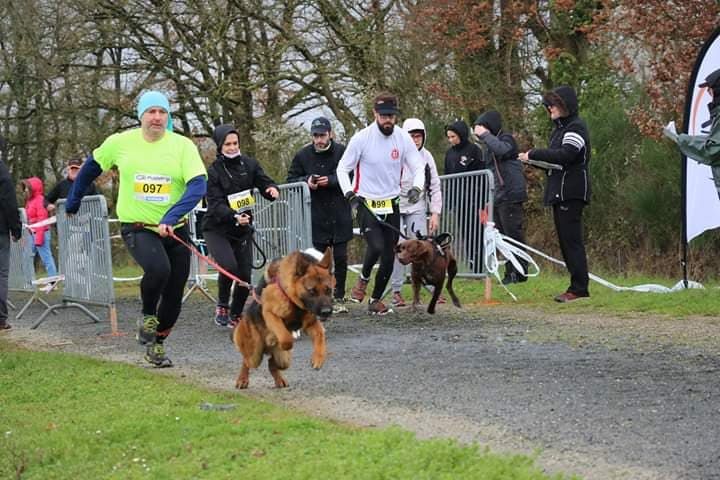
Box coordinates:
[272,277,296,306]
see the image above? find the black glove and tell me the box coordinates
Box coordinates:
[407,187,422,204]
[10,227,21,242]
[345,191,363,210]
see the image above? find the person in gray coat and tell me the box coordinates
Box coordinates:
[473,111,528,284]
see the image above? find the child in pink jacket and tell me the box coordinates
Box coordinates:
[22,177,57,278]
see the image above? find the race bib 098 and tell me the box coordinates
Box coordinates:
[227,189,255,212]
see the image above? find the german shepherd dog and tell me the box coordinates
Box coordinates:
[395,233,462,314]
[233,248,334,389]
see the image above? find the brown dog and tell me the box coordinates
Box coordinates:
[395,234,461,314]
[233,247,334,389]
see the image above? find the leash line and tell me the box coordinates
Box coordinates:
[168,230,260,302]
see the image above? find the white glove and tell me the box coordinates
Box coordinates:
[663,121,678,143]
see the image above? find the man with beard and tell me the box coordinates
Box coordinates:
[287,117,352,314]
[337,93,425,315]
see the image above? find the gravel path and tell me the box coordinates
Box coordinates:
[5,293,720,480]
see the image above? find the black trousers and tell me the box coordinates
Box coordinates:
[358,202,400,300]
[0,233,10,325]
[121,225,191,337]
[203,230,252,317]
[313,240,348,300]
[495,201,527,276]
[552,200,589,295]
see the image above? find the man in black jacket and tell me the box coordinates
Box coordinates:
[46,157,98,213]
[444,119,489,274]
[0,136,22,330]
[519,86,591,302]
[287,117,352,314]
[473,111,528,284]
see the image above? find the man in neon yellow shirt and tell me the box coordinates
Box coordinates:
[67,91,207,367]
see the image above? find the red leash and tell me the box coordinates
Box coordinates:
[168,230,261,303]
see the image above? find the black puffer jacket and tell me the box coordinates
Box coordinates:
[474,111,527,205]
[529,86,591,206]
[202,125,277,236]
[0,155,21,238]
[286,140,353,244]
[443,120,489,174]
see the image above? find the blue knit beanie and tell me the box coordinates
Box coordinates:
[137,91,173,131]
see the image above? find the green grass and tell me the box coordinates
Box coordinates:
[0,341,572,480]
[386,268,720,319]
[117,261,718,317]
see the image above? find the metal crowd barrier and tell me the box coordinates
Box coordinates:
[8,209,56,317]
[183,207,216,303]
[31,195,118,333]
[251,181,313,273]
[438,170,494,278]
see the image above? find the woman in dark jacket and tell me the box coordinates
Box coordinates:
[519,86,591,302]
[444,119,489,273]
[202,124,279,327]
[473,110,528,284]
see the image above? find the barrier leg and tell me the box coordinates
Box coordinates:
[31,302,100,330]
[99,304,125,338]
[480,276,501,305]
[182,279,216,304]
[7,300,15,310]
[15,294,59,320]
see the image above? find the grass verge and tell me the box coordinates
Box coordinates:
[0,340,574,480]
[385,268,719,318]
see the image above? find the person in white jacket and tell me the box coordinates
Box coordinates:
[389,118,442,307]
[337,93,425,315]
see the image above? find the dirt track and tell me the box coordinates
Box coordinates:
[4,293,720,480]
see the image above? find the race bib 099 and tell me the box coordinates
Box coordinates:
[367,198,393,215]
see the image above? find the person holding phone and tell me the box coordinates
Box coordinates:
[287,116,352,313]
[202,124,279,328]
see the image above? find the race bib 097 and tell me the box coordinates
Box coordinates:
[134,173,171,203]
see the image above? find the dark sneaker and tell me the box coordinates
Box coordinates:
[502,272,528,285]
[554,291,589,303]
[350,277,369,303]
[391,292,407,307]
[0,322,11,331]
[228,314,241,329]
[145,343,173,368]
[214,305,229,327]
[136,315,159,345]
[368,299,392,316]
[332,298,349,314]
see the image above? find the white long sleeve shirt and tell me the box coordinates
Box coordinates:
[398,148,442,215]
[337,122,425,200]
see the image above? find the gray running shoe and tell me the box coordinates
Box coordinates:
[332,298,349,314]
[136,315,159,346]
[145,343,173,368]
